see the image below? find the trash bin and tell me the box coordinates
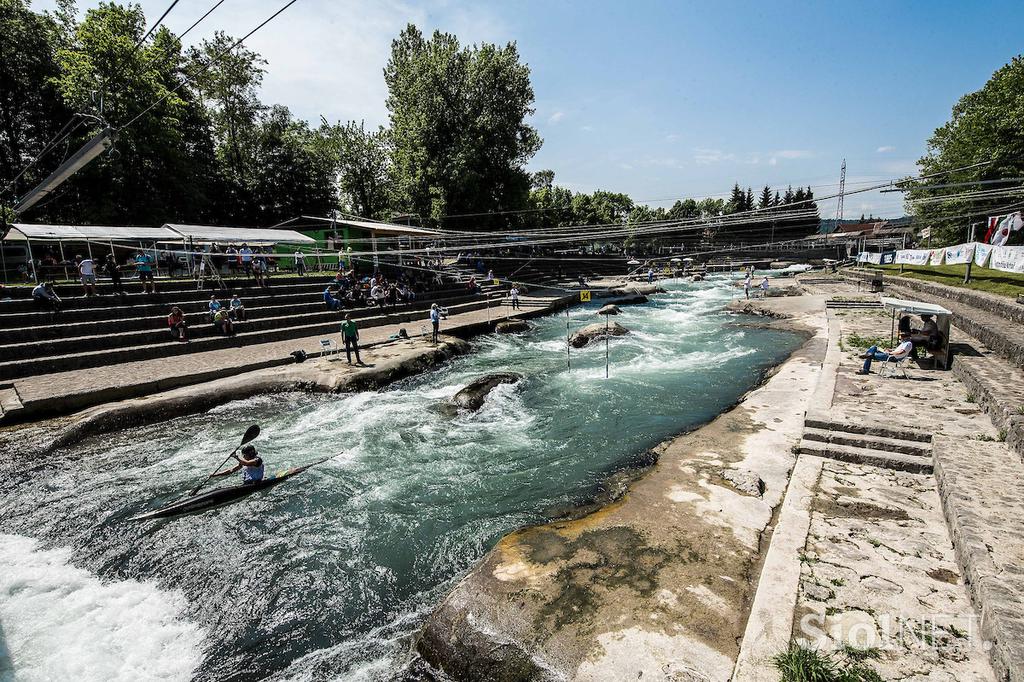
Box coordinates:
[870,275,883,293]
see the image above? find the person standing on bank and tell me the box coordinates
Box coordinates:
[341,314,362,365]
[77,255,97,297]
[743,272,752,299]
[294,250,306,276]
[509,285,521,311]
[105,254,124,296]
[759,276,769,299]
[429,303,441,344]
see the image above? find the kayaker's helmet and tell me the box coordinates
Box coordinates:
[242,445,257,456]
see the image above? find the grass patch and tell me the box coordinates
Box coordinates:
[773,642,883,682]
[865,264,1024,298]
[843,333,890,350]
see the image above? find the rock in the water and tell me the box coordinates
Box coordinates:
[721,468,765,497]
[608,294,648,306]
[569,321,629,348]
[596,304,621,316]
[450,372,523,411]
[611,283,665,296]
[495,319,529,334]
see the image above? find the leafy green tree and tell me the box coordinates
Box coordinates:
[320,119,392,219]
[248,105,335,225]
[190,32,266,195]
[909,56,1024,245]
[0,0,74,201]
[384,24,541,228]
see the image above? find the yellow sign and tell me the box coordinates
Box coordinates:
[580,290,592,302]
[493,278,500,286]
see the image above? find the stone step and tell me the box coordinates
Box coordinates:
[802,426,932,457]
[0,289,478,344]
[932,435,1024,682]
[797,439,933,474]
[0,383,23,421]
[803,412,933,443]
[0,298,493,381]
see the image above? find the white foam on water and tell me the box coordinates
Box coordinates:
[0,534,205,682]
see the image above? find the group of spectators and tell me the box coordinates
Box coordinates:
[322,267,444,311]
[166,294,248,342]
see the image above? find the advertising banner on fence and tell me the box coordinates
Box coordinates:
[880,251,896,265]
[944,242,975,265]
[863,252,883,265]
[929,249,945,266]
[975,242,993,267]
[990,245,1024,273]
[895,249,931,265]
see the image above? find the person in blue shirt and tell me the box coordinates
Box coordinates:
[208,295,222,321]
[229,294,246,321]
[323,286,341,311]
[135,251,156,293]
[213,445,264,484]
[429,303,442,343]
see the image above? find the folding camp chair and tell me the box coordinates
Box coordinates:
[319,338,339,358]
[879,355,909,379]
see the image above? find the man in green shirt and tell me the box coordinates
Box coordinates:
[341,314,362,364]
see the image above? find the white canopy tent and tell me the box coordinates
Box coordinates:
[880,297,953,369]
[2,223,181,282]
[162,224,315,245]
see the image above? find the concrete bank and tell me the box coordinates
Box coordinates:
[416,295,827,681]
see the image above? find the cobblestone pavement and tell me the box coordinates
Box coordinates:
[794,459,995,681]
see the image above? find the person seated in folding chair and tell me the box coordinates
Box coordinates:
[856,332,914,375]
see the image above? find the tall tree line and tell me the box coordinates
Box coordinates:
[0,5,542,228]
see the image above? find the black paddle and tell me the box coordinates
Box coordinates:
[187,424,261,497]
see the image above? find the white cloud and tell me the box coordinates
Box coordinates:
[876,145,896,153]
[580,125,596,132]
[768,157,778,166]
[693,148,735,164]
[547,111,565,124]
[665,133,681,142]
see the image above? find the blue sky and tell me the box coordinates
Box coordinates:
[34,0,1024,218]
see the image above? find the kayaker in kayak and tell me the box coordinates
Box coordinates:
[212,445,264,484]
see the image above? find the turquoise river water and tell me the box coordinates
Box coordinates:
[0,275,803,681]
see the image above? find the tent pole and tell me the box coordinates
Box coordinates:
[0,238,7,284]
[58,240,68,281]
[26,236,38,283]
[890,309,895,347]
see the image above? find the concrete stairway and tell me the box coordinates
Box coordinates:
[0,272,494,381]
[799,413,934,473]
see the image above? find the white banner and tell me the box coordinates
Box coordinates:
[929,249,944,266]
[864,252,882,265]
[895,249,931,265]
[990,245,1024,273]
[944,242,975,265]
[975,242,993,267]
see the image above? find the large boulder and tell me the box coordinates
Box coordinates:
[608,294,648,306]
[569,321,629,348]
[596,304,621,316]
[610,283,665,296]
[450,372,523,411]
[495,319,529,334]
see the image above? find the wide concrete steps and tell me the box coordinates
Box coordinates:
[0,298,493,381]
[0,287,474,343]
[799,415,933,473]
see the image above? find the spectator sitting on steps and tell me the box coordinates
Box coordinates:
[168,306,188,342]
[208,294,223,321]
[32,281,61,311]
[324,286,341,311]
[229,294,246,321]
[213,307,235,336]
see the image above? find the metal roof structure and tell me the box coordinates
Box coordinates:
[880,297,953,317]
[6,223,179,241]
[277,215,441,237]
[162,224,315,244]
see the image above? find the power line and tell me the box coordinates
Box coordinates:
[122,0,300,129]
